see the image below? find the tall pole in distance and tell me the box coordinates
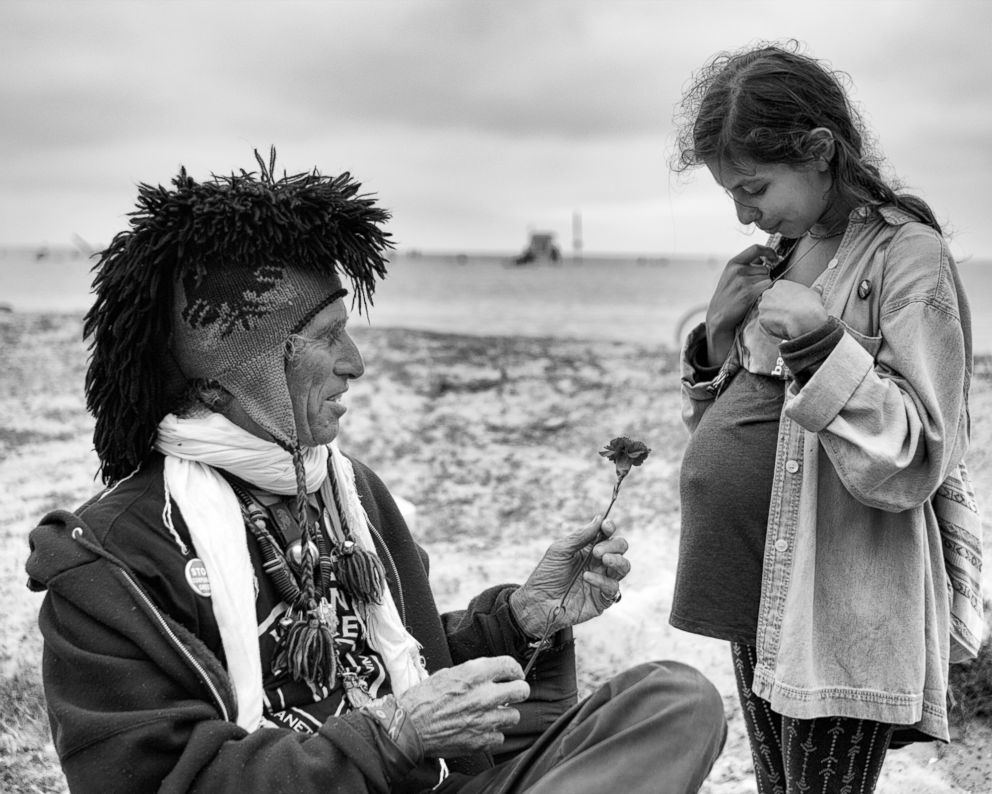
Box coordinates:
[572,210,582,263]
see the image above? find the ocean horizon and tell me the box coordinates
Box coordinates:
[2,245,991,352]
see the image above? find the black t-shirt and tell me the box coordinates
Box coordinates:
[670,369,784,644]
[249,492,393,731]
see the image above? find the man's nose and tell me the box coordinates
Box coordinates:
[336,335,365,380]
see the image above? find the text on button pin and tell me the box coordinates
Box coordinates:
[785,460,799,473]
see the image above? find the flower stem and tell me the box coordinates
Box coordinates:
[522,472,627,678]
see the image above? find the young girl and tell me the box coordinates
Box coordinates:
[669,43,979,793]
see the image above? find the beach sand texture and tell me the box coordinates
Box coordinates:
[2,257,991,792]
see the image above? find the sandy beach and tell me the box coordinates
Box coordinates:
[2,306,991,793]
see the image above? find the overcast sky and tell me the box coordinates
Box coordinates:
[2,0,990,260]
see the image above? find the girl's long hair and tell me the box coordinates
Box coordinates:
[672,41,942,233]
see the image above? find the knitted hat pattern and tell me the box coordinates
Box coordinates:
[85,148,392,483]
[173,264,345,453]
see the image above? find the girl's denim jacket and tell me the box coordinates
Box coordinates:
[681,205,973,741]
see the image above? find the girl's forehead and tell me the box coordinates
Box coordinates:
[706,157,763,188]
[707,158,801,190]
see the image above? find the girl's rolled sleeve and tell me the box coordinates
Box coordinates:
[785,331,875,432]
[680,322,722,431]
[784,225,968,511]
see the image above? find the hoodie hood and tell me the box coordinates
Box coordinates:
[27,509,104,592]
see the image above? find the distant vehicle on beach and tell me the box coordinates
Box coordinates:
[514,231,561,265]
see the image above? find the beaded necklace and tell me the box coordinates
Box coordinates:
[223,472,386,697]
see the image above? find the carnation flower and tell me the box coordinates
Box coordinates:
[599,437,651,478]
[598,437,651,521]
[522,435,650,676]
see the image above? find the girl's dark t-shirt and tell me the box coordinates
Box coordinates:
[670,368,784,644]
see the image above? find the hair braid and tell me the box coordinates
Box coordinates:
[291,446,317,605]
[269,446,336,686]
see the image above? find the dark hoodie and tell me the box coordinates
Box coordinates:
[26,454,576,793]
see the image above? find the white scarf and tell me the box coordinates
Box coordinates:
[155,412,428,730]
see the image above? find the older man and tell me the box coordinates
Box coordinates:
[26,151,725,793]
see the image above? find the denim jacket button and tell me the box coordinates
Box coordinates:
[774,539,789,553]
[785,460,800,473]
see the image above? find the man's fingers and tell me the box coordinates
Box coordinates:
[461,655,524,683]
[461,657,530,704]
[554,514,605,552]
[592,532,627,557]
[584,571,622,606]
[578,514,605,542]
[490,679,530,705]
[489,656,525,683]
[493,705,522,729]
[594,552,631,579]
[597,518,617,538]
[479,732,507,750]
[597,588,621,608]
[591,532,629,578]
[584,570,621,592]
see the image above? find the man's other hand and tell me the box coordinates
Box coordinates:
[398,656,530,757]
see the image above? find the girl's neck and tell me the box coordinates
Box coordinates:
[810,194,858,239]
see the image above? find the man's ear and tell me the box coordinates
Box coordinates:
[196,380,233,412]
[806,127,836,171]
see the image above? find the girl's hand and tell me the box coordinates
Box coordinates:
[705,245,778,365]
[756,280,828,340]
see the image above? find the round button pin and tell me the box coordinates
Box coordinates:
[785,460,800,473]
[185,558,212,597]
[774,539,789,553]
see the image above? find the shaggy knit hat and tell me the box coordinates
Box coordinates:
[84,148,392,483]
[171,264,345,452]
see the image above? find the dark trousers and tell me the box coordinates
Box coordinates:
[439,660,727,794]
[731,643,894,794]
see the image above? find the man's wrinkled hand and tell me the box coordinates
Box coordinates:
[398,657,530,757]
[509,516,630,638]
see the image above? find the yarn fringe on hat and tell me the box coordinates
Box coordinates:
[84,146,393,485]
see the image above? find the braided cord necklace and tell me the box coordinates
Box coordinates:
[225,476,338,686]
[324,469,386,604]
[223,470,386,696]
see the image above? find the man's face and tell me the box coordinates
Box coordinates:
[285,300,365,447]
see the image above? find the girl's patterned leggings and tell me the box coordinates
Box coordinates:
[731,642,894,794]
